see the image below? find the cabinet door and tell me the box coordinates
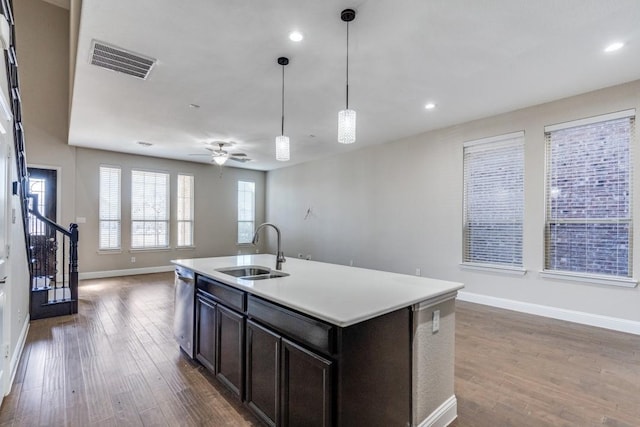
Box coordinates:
[246,320,280,427]
[281,338,333,427]
[196,296,216,372]
[216,304,245,398]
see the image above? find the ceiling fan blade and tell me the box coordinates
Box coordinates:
[230,152,247,157]
[188,153,211,156]
[229,157,252,163]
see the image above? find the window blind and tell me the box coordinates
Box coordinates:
[463,131,524,267]
[177,174,194,247]
[237,181,255,244]
[131,170,169,249]
[545,112,635,277]
[99,166,121,250]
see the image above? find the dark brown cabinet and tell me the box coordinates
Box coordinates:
[281,338,333,427]
[193,276,412,427]
[195,294,216,372]
[246,295,335,426]
[246,320,280,427]
[216,304,245,398]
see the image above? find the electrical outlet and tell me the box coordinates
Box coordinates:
[415,268,421,276]
[432,310,440,333]
[306,254,311,260]
[131,257,136,263]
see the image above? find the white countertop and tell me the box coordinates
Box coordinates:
[172,254,463,327]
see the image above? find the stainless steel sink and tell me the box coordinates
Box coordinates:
[242,271,290,280]
[216,266,289,280]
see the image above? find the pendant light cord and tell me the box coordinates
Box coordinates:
[345,21,350,109]
[281,64,285,136]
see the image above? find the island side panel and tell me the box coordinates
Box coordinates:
[412,297,457,426]
[336,307,412,427]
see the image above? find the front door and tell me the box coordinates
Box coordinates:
[27,168,57,281]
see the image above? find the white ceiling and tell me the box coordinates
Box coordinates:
[68,0,640,171]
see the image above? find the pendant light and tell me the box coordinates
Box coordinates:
[338,8,356,144]
[275,56,290,161]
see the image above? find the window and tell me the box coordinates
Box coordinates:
[237,181,255,244]
[177,174,194,247]
[545,110,635,278]
[28,177,46,235]
[99,166,121,250]
[131,170,169,249]
[463,131,524,268]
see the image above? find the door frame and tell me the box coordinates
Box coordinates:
[27,164,63,283]
[0,122,9,403]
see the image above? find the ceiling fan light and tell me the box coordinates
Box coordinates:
[276,135,290,161]
[338,109,356,144]
[213,155,228,165]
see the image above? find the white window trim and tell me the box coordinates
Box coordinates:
[460,262,527,276]
[462,130,525,269]
[129,247,172,253]
[97,249,122,255]
[131,169,170,250]
[539,270,638,288]
[237,180,256,245]
[463,130,525,148]
[544,109,635,132]
[99,165,121,251]
[544,112,634,280]
[176,173,195,248]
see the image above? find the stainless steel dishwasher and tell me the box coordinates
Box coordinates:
[173,266,195,358]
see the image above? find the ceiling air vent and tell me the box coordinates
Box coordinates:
[89,40,156,80]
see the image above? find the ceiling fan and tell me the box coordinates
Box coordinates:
[189,142,251,165]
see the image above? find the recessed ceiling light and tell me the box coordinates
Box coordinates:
[137,141,153,147]
[289,31,303,42]
[425,103,436,110]
[604,42,624,53]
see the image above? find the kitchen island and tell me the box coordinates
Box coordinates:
[172,254,463,427]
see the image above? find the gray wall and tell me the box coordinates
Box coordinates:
[17,0,267,276]
[75,148,265,274]
[16,0,76,228]
[266,79,640,323]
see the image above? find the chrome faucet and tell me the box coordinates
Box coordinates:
[252,223,286,270]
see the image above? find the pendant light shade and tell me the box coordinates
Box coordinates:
[338,109,356,144]
[338,8,356,144]
[275,135,290,161]
[276,56,290,161]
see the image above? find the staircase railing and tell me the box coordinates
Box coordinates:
[3,0,79,319]
[28,194,79,313]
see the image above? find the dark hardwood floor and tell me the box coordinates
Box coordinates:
[0,272,638,426]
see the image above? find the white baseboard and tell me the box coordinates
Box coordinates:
[8,314,30,395]
[417,395,457,427]
[457,291,640,336]
[79,265,174,280]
